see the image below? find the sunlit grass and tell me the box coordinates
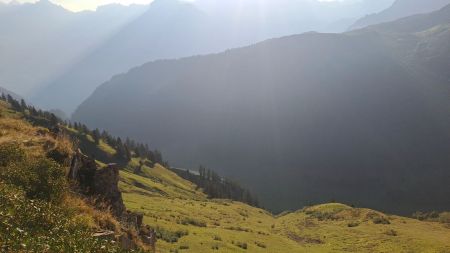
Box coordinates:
[120,165,450,253]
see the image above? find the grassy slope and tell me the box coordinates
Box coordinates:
[0,101,144,252]
[119,166,450,253]
[3,100,449,253]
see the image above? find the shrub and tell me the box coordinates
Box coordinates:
[225,226,252,232]
[0,143,26,166]
[235,242,248,250]
[180,217,207,227]
[255,241,267,248]
[439,212,450,224]
[372,216,390,225]
[0,184,122,252]
[412,211,440,221]
[384,229,398,236]
[155,226,188,243]
[0,144,67,203]
[347,222,360,227]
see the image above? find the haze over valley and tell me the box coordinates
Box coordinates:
[1,0,450,252]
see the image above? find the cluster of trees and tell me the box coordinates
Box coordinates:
[1,94,61,127]
[68,121,165,165]
[172,166,259,207]
[0,94,166,166]
[1,94,258,205]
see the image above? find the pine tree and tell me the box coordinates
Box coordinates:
[92,129,101,144]
[20,99,27,111]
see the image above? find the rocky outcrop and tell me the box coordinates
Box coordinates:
[69,150,125,216]
[68,150,156,250]
[93,163,126,217]
[69,149,96,189]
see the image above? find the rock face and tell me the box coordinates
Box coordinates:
[69,150,96,189]
[68,150,156,250]
[69,150,125,216]
[93,164,126,217]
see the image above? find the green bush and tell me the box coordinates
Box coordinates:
[179,245,189,250]
[180,217,207,227]
[0,143,25,167]
[0,184,122,252]
[372,216,390,225]
[235,241,248,250]
[155,226,188,243]
[347,222,360,227]
[412,211,440,221]
[384,229,398,236]
[0,144,66,203]
[255,241,267,248]
[439,212,450,224]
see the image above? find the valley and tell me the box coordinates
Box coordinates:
[73,4,450,214]
[1,98,449,252]
[1,0,450,252]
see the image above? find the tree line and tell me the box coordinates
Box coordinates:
[1,94,258,205]
[0,94,166,166]
[172,166,259,207]
[68,121,165,166]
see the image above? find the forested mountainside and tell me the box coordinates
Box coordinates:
[350,0,450,30]
[74,5,450,214]
[2,93,450,253]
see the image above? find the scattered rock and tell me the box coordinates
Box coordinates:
[93,230,116,241]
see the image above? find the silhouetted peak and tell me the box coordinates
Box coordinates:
[7,0,21,6]
[151,0,180,7]
[36,0,54,6]
[149,0,189,11]
[33,0,68,12]
[144,0,203,19]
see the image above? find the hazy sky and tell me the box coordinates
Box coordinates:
[1,0,344,12]
[1,0,198,11]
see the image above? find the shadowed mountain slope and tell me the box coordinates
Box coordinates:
[73,6,450,214]
[2,71,450,253]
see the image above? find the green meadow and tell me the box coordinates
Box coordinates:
[119,164,450,253]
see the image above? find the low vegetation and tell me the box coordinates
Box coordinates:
[0,96,148,252]
[0,138,126,252]
[120,165,450,252]
[2,95,450,253]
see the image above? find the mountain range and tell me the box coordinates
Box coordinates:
[21,0,395,113]
[350,0,450,29]
[0,0,146,97]
[73,4,450,214]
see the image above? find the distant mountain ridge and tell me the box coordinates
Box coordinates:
[30,0,396,114]
[350,0,450,30]
[0,0,146,97]
[73,5,450,214]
